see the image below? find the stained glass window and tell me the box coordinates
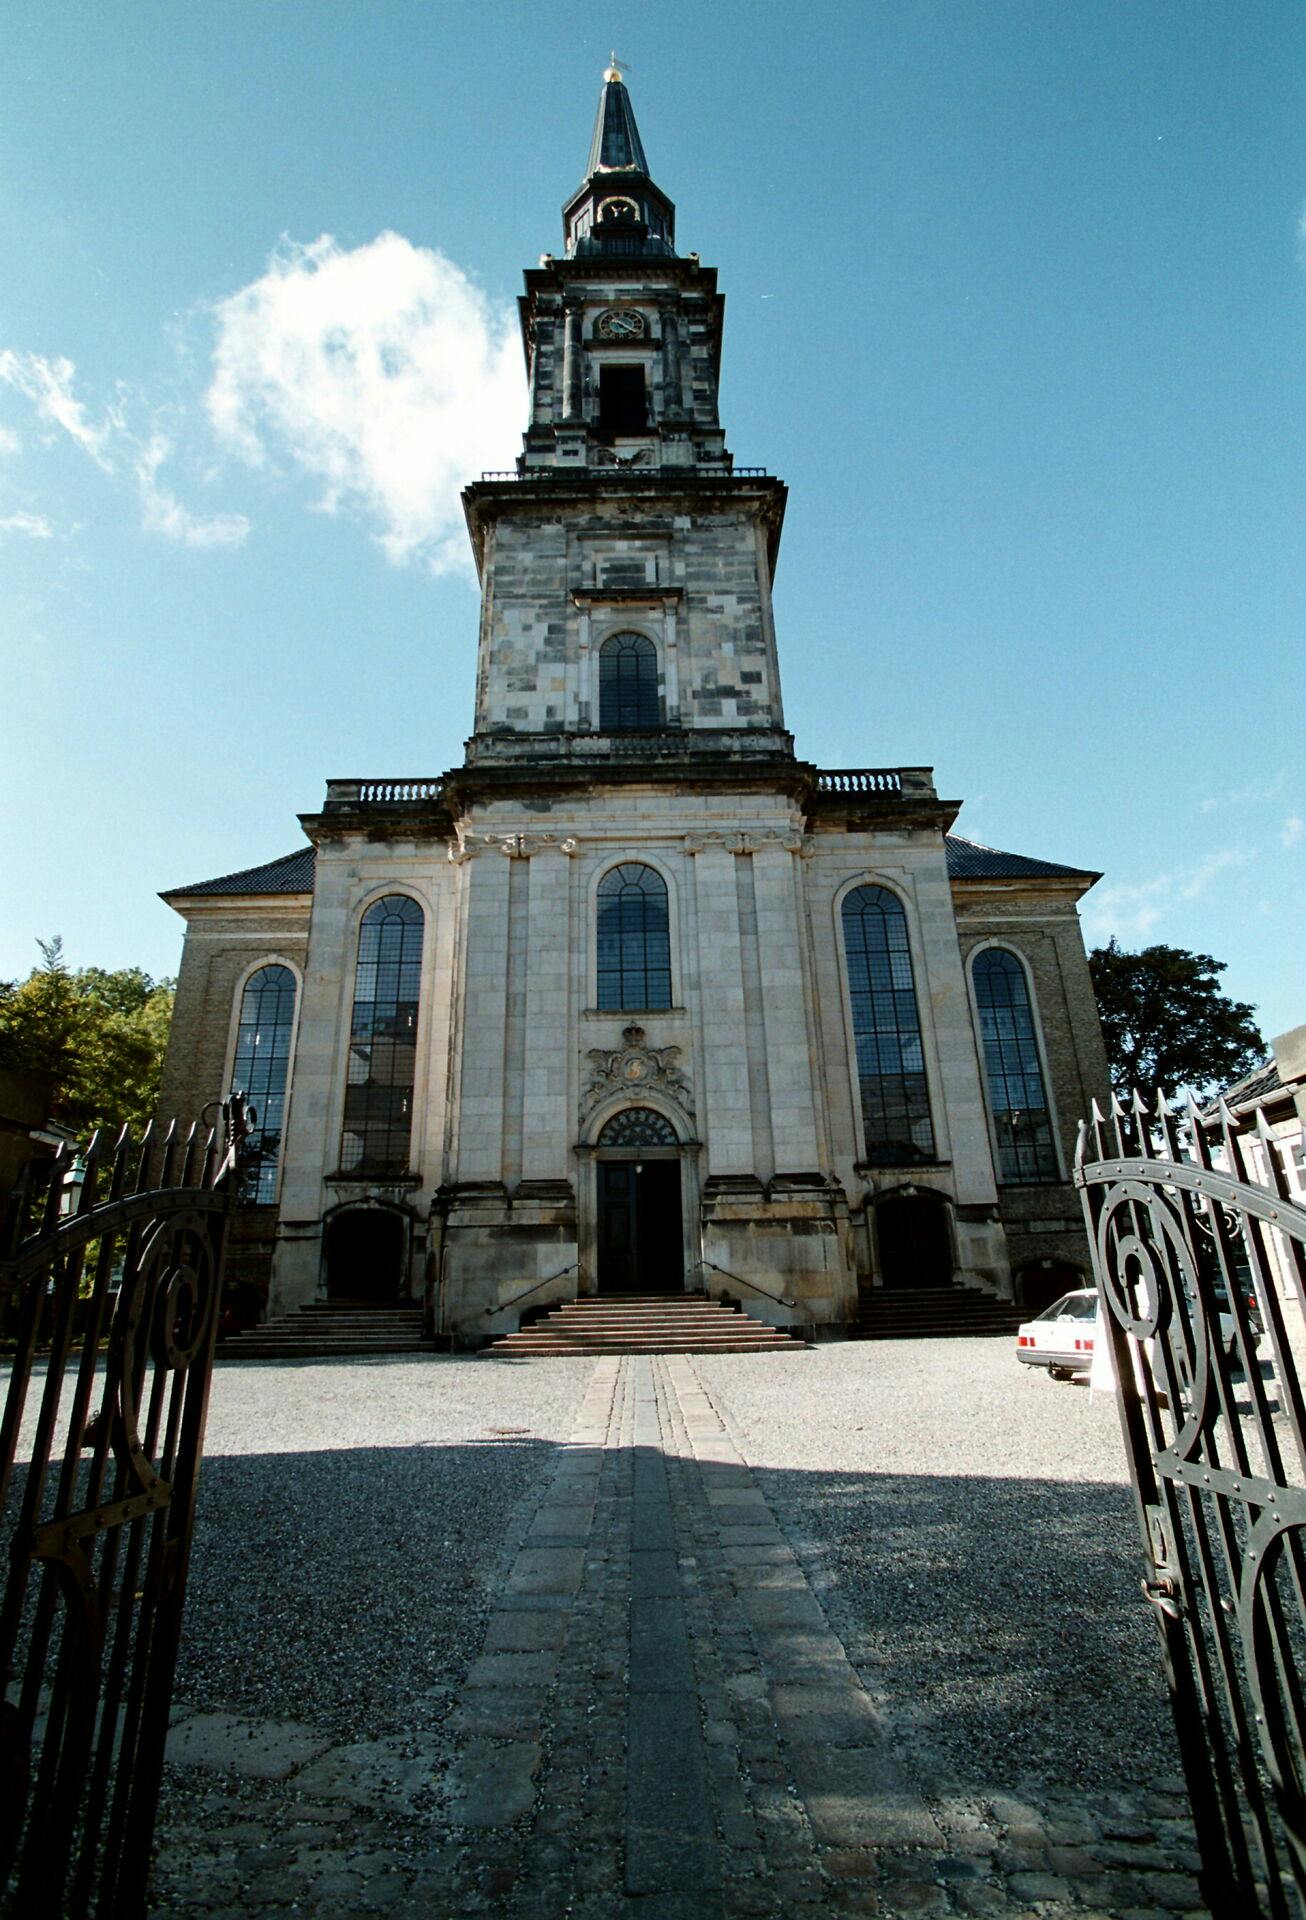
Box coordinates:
[841,885,936,1165]
[599,632,659,731]
[230,964,297,1204]
[972,948,1058,1184]
[598,1107,678,1147]
[597,864,672,1011]
[340,895,424,1176]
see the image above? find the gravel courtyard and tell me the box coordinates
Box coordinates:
[142,1338,1206,1918]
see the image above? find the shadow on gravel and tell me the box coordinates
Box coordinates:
[754,1463,1174,1795]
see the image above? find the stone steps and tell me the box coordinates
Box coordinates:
[853,1284,1024,1341]
[483,1294,804,1357]
[219,1300,427,1361]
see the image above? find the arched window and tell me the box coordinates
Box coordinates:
[598,1107,678,1148]
[972,948,1058,1183]
[841,885,935,1165]
[597,864,671,1011]
[230,964,297,1203]
[340,895,424,1175]
[599,632,659,731]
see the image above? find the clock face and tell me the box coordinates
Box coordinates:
[598,308,647,341]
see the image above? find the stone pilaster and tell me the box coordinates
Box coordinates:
[454,847,512,1183]
[691,844,752,1175]
[752,842,821,1173]
[522,844,574,1180]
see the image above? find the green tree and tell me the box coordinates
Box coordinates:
[0,937,175,1139]
[1088,939,1265,1103]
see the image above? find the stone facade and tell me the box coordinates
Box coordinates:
[157,72,1111,1342]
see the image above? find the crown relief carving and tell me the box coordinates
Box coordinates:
[581,1023,694,1122]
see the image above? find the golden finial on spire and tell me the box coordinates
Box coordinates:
[605,52,630,83]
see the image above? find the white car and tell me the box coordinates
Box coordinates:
[1017,1285,1252,1384]
[1016,1289,1100,1381]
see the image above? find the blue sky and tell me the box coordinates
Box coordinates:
[1,1,1302,1041]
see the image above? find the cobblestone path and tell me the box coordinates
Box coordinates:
[155,1355,1210,1917]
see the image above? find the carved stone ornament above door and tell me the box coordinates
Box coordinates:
[581,1023,694,1122]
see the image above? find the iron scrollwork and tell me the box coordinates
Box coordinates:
[1077,1089,1306,1918]
[0,1096,249,1918]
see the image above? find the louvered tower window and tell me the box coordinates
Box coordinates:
[841,885,936,1165]
[599,632,659,731]
[597,864,672,1011]
[340,895,424,1175]
[972,948,1058,1183]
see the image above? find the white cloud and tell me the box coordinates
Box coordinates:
[1283,814,1305,850]
[1084,848,1249,943]
[0,350,118,471]
[135,433,248,549]
[0,509,54,539]
[0,350,247,550]
[0,426,20,456]
[1198,770,1286,814]
[206,232,525,572]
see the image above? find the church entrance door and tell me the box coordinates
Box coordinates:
[594,1106,684,1295]
[323,1206,406,1302]
[597,1160,683,1294]
[875,1193,952,1289]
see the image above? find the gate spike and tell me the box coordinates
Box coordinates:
[1109,1090,1129,1157]
[158,1116,178,1189]
[1089,1096,1109,1162]
[1074,1117,1087,1169]
[39,1142,69,1236]
[133,1119,155,1194]
[1154,1088,1181,1163]
[1182,1089,1208,1162]
[77,1132,105,1215]
[1255,1107,1291,1200]
[108,1123,132,1200]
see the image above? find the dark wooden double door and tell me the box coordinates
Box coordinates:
[597,1160,683,1294]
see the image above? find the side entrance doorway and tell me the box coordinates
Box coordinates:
[874,1191,953,1289]
[595,1107,684,1294]
[323,1204,407,1302]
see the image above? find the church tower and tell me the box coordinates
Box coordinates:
[159,68,1109,1343]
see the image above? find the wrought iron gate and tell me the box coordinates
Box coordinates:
[0,1100,248,1918]
[1077,1092,1306,1919]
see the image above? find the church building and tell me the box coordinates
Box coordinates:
[157,69,1110,1344]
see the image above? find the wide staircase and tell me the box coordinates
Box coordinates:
[853,1283,1025,1341]
[483,1294,804,1357]
[218,1299,428,1360]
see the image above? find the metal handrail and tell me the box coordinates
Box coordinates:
[486,1260,582,1317]
[696,1258,796,1311]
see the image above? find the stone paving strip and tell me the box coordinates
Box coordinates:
[153,1353,1213,1917]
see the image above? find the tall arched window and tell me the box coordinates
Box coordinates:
[972,948,1058,1183]
[340,895,424,1175]
[230,964,297,1203]
[597,864,672,1011]
[841,885,935,1165]
[599,632,659,731]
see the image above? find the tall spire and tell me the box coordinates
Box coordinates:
[563,64,676,259]
[587,61,649,176]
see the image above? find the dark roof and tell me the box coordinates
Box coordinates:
[1219,1059,1282,1110]
[163,846,316,899]
[587,76,650,177]
[945,834,1097,882]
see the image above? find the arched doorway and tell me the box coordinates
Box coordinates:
[595,1107,683,1295]
[874,1192,953,1289]
[1016,1258,1086,1315]
[323,1205,407,1302]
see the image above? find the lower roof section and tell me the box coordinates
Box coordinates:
[162,831,1097,904]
